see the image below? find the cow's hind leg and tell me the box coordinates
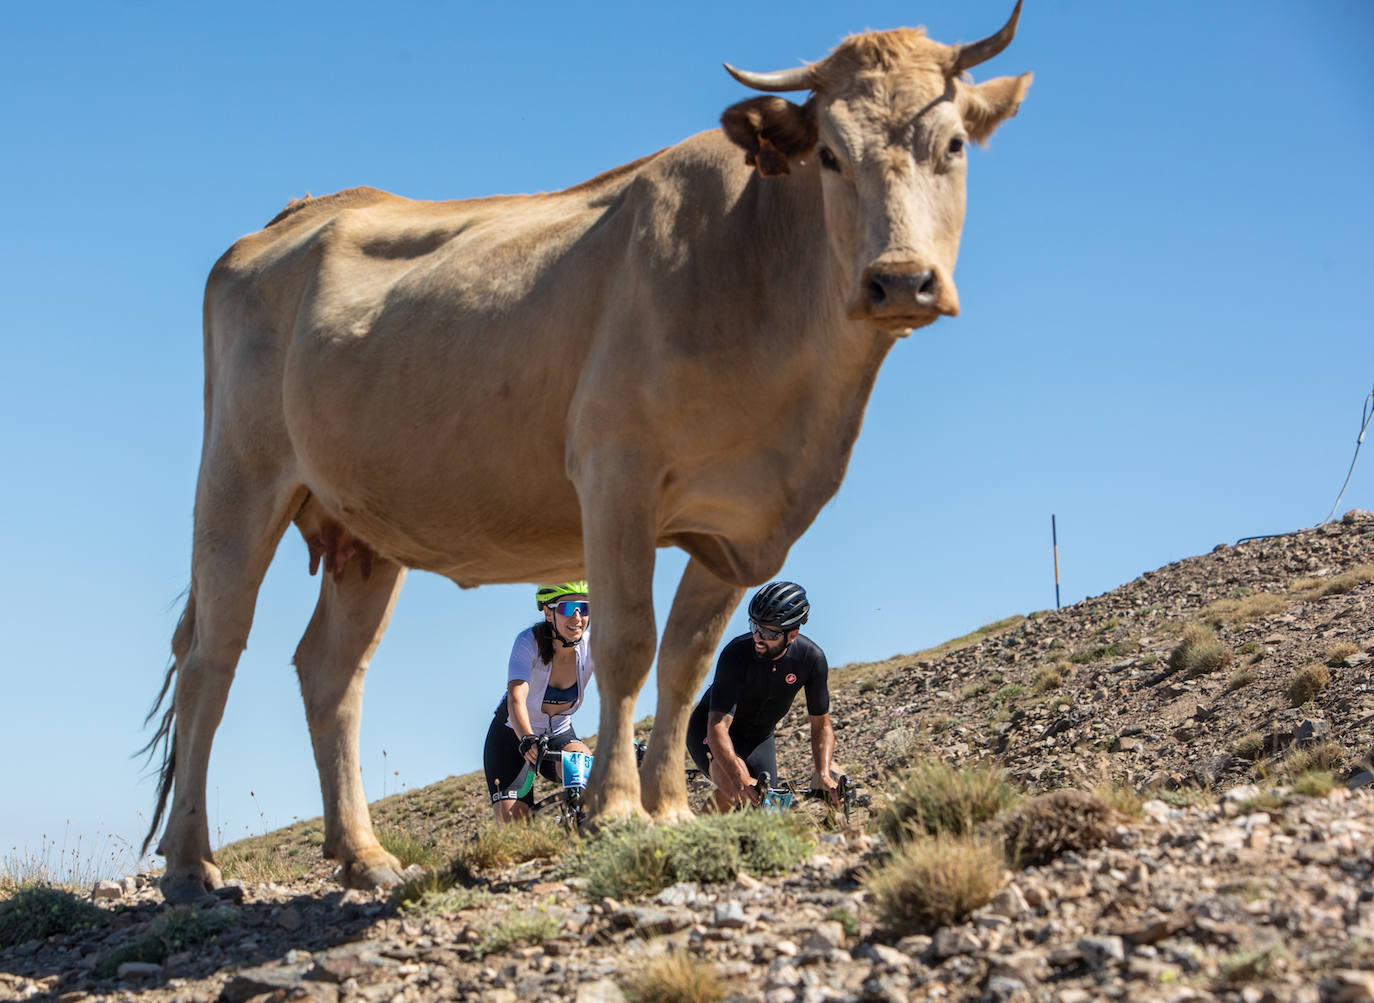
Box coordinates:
[642,559,743,822]
[156,478,303,904]
[293,545,407,890]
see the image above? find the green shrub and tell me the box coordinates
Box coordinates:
[864,834,1002,935]
[0,887,108,948]
[471,908,559,959]
[1168,624,1232,678]
[96,906,236,978]
[377,827,444,871]
[826,906,860,938]
[877,758,1018,844]
[993,684,1027,704]
[1287,663,1330,707]
[1069,641,1136,665]
[566,813,811,900]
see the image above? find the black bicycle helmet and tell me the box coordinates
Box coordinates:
[748,581,810,630]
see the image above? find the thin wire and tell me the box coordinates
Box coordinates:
[1322,382,1374,524]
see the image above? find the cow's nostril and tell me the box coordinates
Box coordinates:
[868,277,888,306]
[916,270,939,305]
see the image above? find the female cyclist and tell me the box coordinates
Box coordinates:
[483,582,595,823]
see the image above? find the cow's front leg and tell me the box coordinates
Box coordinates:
[293,549,408,890]
[578,480,659,823]
[643,559,743,821]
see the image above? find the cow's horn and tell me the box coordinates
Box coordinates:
[723,62,816,93]
[952,0,1022,73]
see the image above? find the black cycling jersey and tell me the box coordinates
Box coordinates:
[695,632,829,746]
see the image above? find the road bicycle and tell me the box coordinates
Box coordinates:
[687,766,854,823]
[520,735,593,834]
[521,737,648,834]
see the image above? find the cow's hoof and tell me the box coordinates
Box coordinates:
[649,802,696,825]
[160,868,221,905]
[340,853,405,891]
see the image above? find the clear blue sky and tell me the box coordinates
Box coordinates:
[2,1,1370,876]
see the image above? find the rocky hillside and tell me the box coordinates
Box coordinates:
[3,511,1373,1003]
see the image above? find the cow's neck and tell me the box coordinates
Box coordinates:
[722,165,899,538]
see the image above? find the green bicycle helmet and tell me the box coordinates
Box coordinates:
[535,581,589,610]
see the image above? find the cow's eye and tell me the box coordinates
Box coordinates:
[946,136,965,158]
[817,146,840,172]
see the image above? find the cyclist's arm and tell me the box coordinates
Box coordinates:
[507,680,539,763]
[706,710,753,793]
[808,712,838,797]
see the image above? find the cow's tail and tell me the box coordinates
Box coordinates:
[138,590,194,857]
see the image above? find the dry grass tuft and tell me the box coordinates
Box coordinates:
[1168,624,1233,678]
[863,833,1003,935]
[1231,732,1265,761]
[877,758,1018,844]
[621,951,728,1003]
[1287,663,1331,707]
[1000,790,1117,867]
[1200,592,1285,627]
[1032,662,1070,694]
[455,819,568,873]
[1284,740,1343,778]
[1224,665,1258,693]
[1325,641,1361,666]
[1289,563,1374,599]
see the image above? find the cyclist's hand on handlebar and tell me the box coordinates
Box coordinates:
[519,735,540,765]
[811,771,840,807]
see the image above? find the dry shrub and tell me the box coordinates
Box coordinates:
[456,819,567,872]
[875,727,922,769]
[1284,740,1343,778]
[1289,771,1337,798]
[1326,642,1361,666]
[877,758,1018,844]
[1000,790,1117,867]
[1231,732,1265,761]
[1032,662,1069,694]
[1287,663,1330,707]
[1168,624,1233,678]
[621,951,727,1003]
[863,833,1002,935]
[1290,563,1374,599]
[1201,592,1285,627]
[1224,666,1257,693]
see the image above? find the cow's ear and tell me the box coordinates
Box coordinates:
[959,73,1032,144]
[720,96,818,177]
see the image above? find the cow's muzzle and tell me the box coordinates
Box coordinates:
[852,263,960,329]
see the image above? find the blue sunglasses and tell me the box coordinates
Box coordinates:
[552,600,590,617]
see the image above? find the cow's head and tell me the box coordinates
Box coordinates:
[720,1,1031,334]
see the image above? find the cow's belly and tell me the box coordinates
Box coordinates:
[280,334,585,583]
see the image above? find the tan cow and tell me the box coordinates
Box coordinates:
[144,4,1031,902]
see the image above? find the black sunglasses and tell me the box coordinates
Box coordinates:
[749,620,786,641]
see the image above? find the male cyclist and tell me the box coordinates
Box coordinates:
[686,581,839,810]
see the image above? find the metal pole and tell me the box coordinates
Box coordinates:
[1052,514,1061,609]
